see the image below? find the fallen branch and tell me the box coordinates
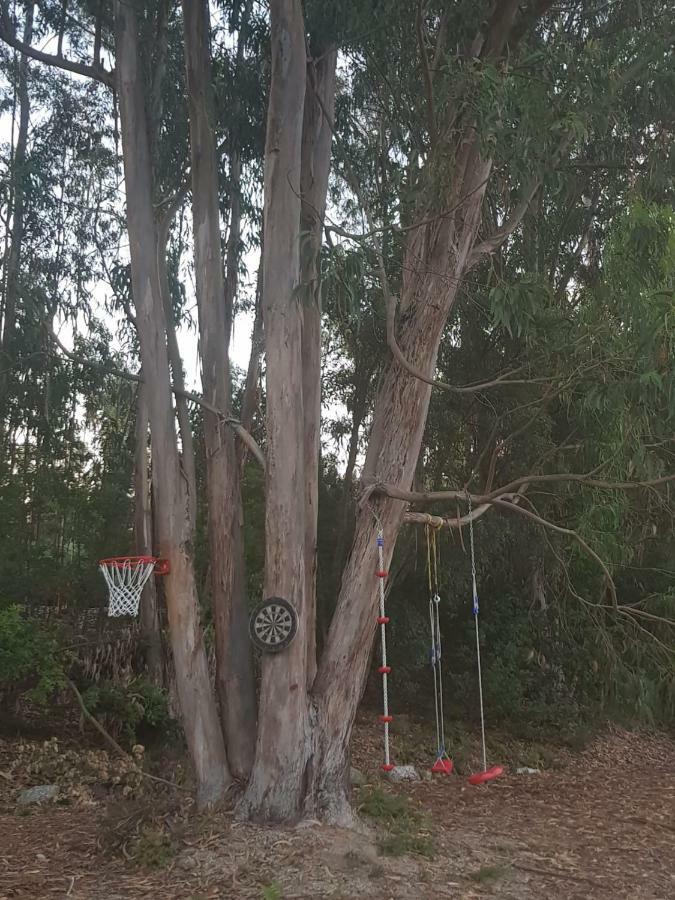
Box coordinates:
[512,861,603,887]
[67,678,185,793]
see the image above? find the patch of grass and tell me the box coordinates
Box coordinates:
[132,827,176,869]
[358,785,412,822]
[357,785,435,859]
[260,882,283,900]
[378,832,435,858]
[469,864,510,884]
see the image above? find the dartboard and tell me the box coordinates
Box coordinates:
[249,597,298,653]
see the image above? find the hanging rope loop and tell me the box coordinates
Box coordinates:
[426,525,452,773]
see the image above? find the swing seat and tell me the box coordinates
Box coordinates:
[468,765,504,785]
[431,757,453,775]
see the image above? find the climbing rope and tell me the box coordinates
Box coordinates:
[375,524,394,772]
[467,492,504,785]
[427,526,452,774]
[467,493,487,773]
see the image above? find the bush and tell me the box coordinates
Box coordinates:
[81,678,175,747]
[0,605,66,703]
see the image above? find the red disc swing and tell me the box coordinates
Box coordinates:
[466,493,503,786]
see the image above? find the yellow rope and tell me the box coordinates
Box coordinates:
[426,522,441,596]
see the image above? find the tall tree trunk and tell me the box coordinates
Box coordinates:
[0,3,33,430]
[182,0,256,780]
[134,377,162,683]
[299,46,337,684]
[113,0,229,808]
[238,0,308,823]
[156,210,197,528]
[306,148,492,822]
[237,247,264,475]
[330,363,371,601]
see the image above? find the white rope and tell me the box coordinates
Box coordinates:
[434,592,447,756]
[427,526,447,760]
[429,595,441,753]
[468,493,488,773]
[377,529,391,768]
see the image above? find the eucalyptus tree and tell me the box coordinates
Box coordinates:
[2,0,674,827]
[241,0,675,824]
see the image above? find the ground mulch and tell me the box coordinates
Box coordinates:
[0,725,673,899]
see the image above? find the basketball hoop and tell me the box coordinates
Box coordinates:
[99,556,169,617]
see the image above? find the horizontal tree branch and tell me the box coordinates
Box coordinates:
[366,469,675,508]
[0,8,114,87]
[484,470,675,501]
[403,502,495,529]
[396,492,619,605]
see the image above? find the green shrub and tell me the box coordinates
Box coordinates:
[81,678,175,747]
[0,605,66,703]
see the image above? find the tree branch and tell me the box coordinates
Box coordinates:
[67,678,184,792]
[484,470,675,501]
[467,175,542,269]
[416,0,437,146]
[490,496,617,606]
[0,5,114,87]
[45,326,266,470]
[366,470,675,507]
[403,502,495,529]
[467,133,573,270]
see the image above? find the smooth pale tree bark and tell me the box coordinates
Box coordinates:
[330,359,372,600]
[244,3,530,825]
[304,8,528,817]
[114,0,229,807]
[238,0,308,823]
[299,46,337,683]
[309,172,490,820]
[182,0,256,781]
[133,377,162,683]
[0,3,33,432]
[156,208,197,528]
[237,254,263,475]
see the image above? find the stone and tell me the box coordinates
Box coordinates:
[295,818,321,830]
[350,766,367,787]
[386,765,419,782]
[516,766,540,775]
[17,784,59,806]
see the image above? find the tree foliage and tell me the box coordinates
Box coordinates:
[0,0,673,800]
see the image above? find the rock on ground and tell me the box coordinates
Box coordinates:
[386,765,419,782]
[17,785,59,806]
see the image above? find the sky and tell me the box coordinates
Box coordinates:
[1,9,352,468]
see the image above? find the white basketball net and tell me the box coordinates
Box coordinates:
[100,558,156,617]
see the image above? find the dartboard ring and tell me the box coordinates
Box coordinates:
[249,596,298,653]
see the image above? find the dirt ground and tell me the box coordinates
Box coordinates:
[0,723,673,899]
